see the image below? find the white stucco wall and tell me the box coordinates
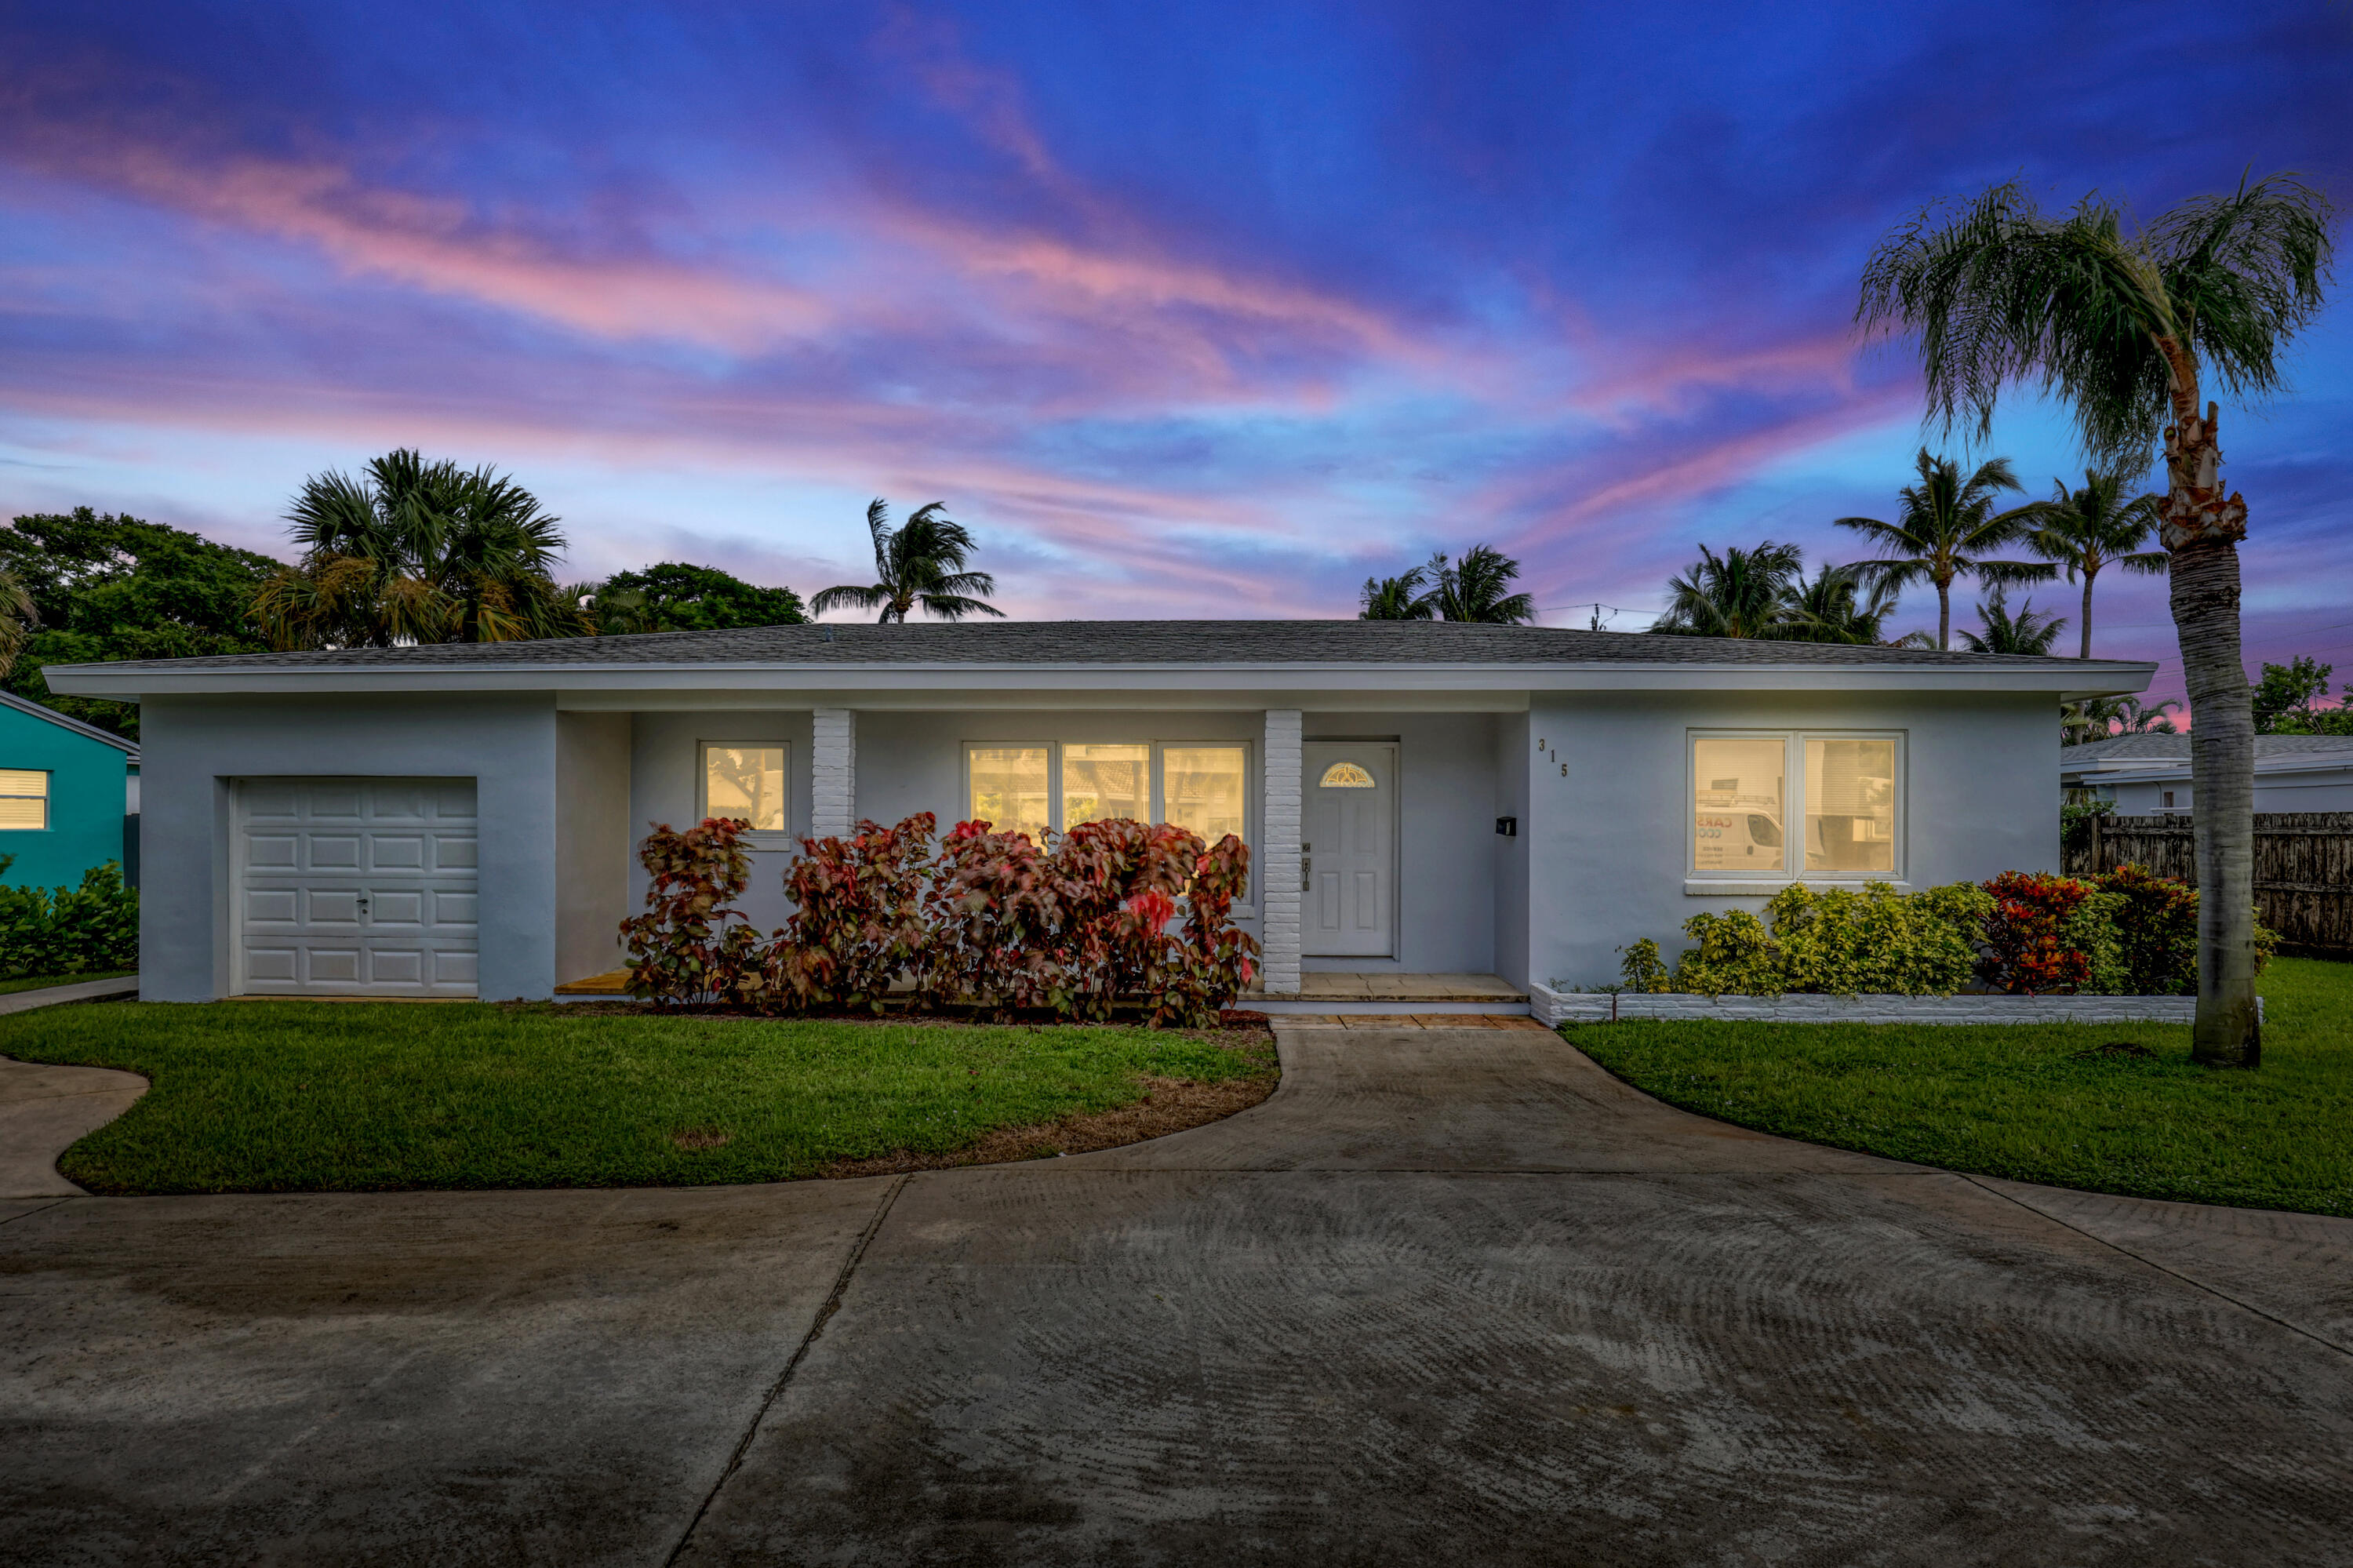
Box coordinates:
[1526,690,2060,990]
[627,709,816,934]
[135,694,561,1002]
[555,712,633,982]
[1300,711,1501,974]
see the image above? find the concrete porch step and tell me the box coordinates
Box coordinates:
[1244,973,1529,1015]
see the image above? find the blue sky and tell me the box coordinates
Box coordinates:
[2,0,2348,704]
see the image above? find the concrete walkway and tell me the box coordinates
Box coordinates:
[4,1024,2351,1565]
[1,976,145,1199]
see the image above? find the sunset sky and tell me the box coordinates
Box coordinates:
[2,2,2348,707]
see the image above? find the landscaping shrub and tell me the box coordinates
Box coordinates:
[1768,881,1990,997]
[1976,871,2104,995]
[766,813,936,1013]
[0,857,138,976]
[621,818,766,1006]
[1611,867,2272,1000]
[622,813,1260,1026]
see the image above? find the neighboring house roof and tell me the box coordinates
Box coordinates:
[2062,732,2353,783]
[0,689,140,760]
[45,621,2155,700]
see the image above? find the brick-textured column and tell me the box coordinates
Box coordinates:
[1260,708,1303,996]
[811,708,856,839]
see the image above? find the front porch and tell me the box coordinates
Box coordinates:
[1244,972,1528,1016]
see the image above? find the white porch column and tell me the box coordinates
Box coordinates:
[811,708,857,839]
[1260,708,1303,996]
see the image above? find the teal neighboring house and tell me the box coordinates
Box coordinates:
[0,691,140,889]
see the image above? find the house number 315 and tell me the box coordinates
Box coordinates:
[1537,737,1565,775]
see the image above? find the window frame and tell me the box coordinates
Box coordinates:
[696,740,794,848]
[961,739,1257,914]
[1685,729,1905,890]
[0,768,49,832]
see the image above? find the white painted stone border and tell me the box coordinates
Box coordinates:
[1529,980,2257,1028]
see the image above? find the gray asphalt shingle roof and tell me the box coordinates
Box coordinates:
[2063,733,2353,765]
[58,620,2143,674]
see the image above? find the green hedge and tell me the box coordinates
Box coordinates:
[0,858,137,977]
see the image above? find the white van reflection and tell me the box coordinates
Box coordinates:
[1695,777,1783,865]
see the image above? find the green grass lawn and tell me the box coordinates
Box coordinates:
[0,1002,1275,1195]
[1571,955,2353,1216]
[0,970,133,997]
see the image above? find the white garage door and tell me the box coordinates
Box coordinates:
[235,779,479,997]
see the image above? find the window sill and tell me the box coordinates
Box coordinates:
[1685,878,1912,897]
[739,833,799,853]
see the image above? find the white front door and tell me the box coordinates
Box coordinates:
[1302,741,1395,957]
[235,778,480,997]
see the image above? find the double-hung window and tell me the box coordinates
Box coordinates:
[1689,731,1900,884]
[963,740,1252,893]
[700,742,791,844]
[0,769,48,831]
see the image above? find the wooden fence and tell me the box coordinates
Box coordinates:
[2064,812,2353,956]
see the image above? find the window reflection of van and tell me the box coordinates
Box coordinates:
[1694,807,1783,863]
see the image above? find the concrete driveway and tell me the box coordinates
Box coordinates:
[5,1022,2351,1566]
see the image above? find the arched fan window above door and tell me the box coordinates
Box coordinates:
[1318,762,1376,788]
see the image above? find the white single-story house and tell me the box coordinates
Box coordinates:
[46,621,2151,1003]
[2062,732,2353,815]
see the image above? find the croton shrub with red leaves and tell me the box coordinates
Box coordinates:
[619,811,1259,1025]
[1974,871,2100,995]
[763,813,938,1013]
[621,817,767,1006]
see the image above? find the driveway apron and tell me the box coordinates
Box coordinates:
[5,1024,2352,1566]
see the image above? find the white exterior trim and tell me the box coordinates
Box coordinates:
[1260,709,1303,997]
[48,659,2155,701]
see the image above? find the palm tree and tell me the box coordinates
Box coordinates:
[1957,588,2068,654]
[811,499,1002,623]
[2017,469,2169,658]
[2118,695,2183,733]
[1835,450,2053,650]
[252,449,582,648]
[2063,692,2183,743]
[1649,540,1805,638]
[1358,562,1435,620]
[1860,174,2337,1065]
[1779,562,1903,644]
[1428,544,1536,624]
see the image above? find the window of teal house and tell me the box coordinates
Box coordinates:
[0,769,49,831]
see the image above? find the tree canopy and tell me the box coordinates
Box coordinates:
[1,508,280,739]
[2252,656,2353,736]
[811,500,1002,623]
[584,562,806,633]
[252,449,584,648]
[1356,544,1533,624]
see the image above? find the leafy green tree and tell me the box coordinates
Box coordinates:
[1650,540,1806,638]
[251,449,585,648]
[1958,588,2068,654]
[1358,562,1435,620]
[2017,469,2169,659]
[2251,656,2353,734]
[811,500,1002,623]
[1859,173,2337,1064]
[1835,450,2052,650]
[582,562,806,634]
[0,509,280,739]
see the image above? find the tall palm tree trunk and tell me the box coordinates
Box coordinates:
[2161,386,2260,1067]
[1936,577,1952,650]
[2078,569,2097,660]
